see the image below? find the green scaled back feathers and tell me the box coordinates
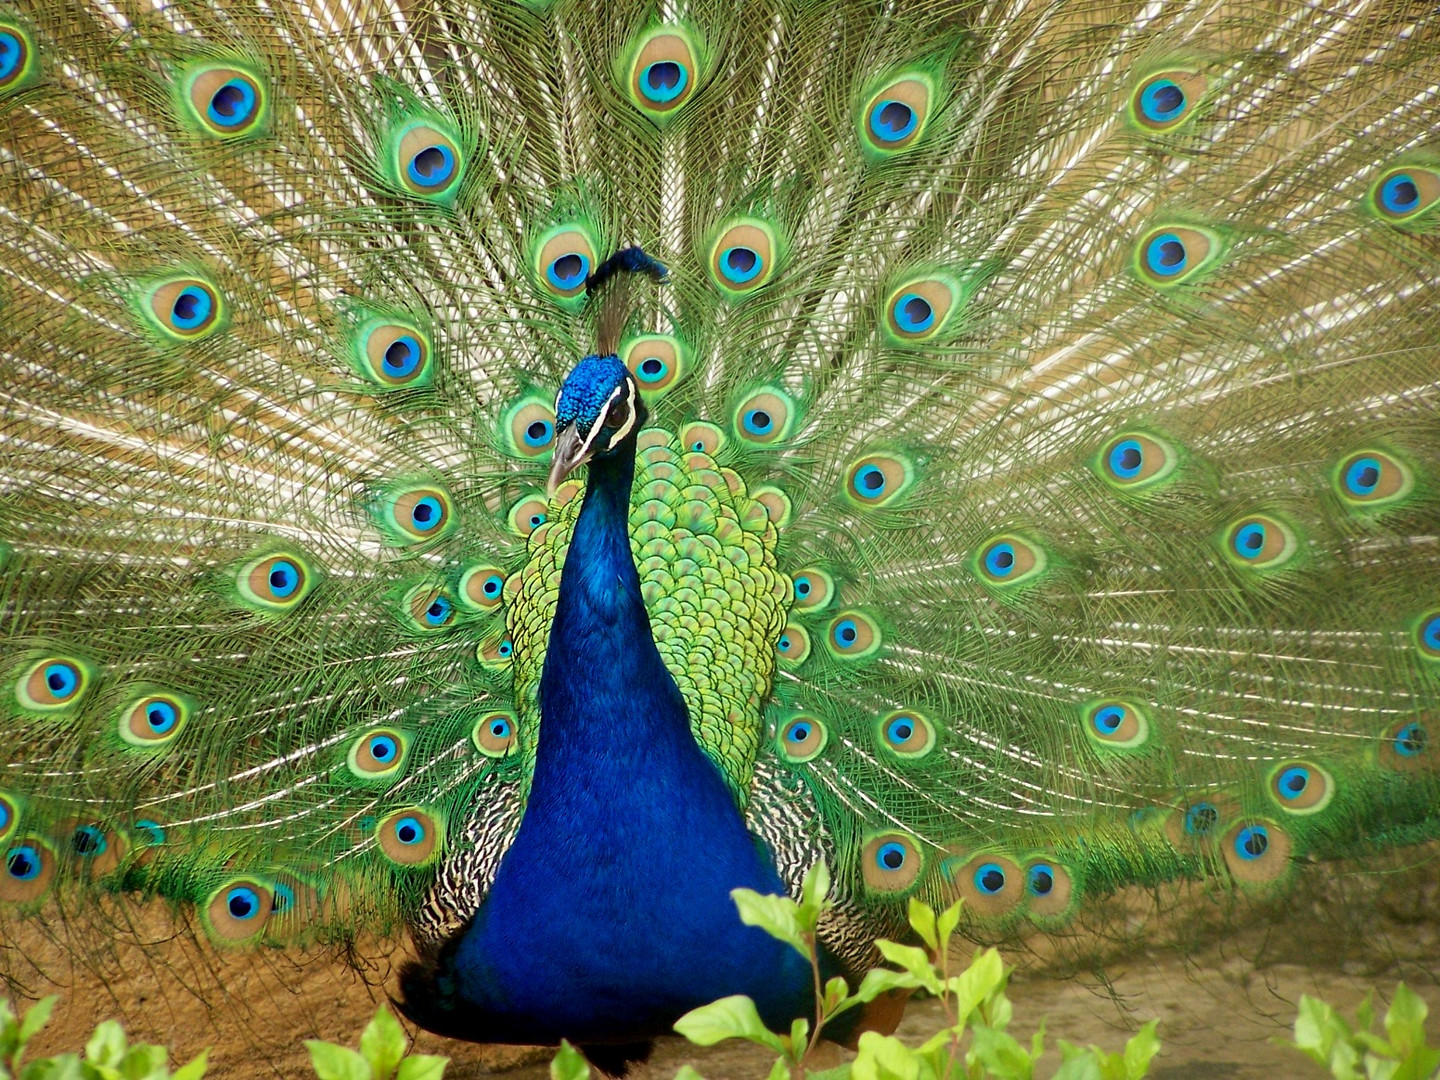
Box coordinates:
[0,0,1438,992]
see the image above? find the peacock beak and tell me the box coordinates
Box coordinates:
[547,423,594,495]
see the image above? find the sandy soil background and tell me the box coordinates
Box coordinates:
[4,855,1438,1080]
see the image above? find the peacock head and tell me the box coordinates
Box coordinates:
[548,353,647,492]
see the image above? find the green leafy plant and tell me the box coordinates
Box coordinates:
[305,1004,447,1080]
[1279,983,1440,1080]
[0,996,207,1080]
[668,863,1161,1080]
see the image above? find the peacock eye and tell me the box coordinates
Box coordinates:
[603,399,630,431]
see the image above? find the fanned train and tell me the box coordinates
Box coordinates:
[1,0,1438,1062]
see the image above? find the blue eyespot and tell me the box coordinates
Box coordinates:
[44,662,80,700]
[408,144,456,189]
[1139,79,1185,123]
[0,32,21,82]
[482,575,502,598]
[497,639,513,658]
[1343,456,1381,496]
[1107,439,1144,479]
[411,496,443,532]
[207,78,258,128]
[719,246,761,285]
[876,842,907,871]
[1380,173,1421,215]
[529,512,546,529]
[1394,722,1426,757]
[984,542,1016,578]
[146,700,179,734]
[369,735,398,763]
[522,419,554,449]
[424,597,453,627]
[394,816,426,845]
[226,885,262,920]
[135,820,166,845]
[271,881,295,913]
[793,576,812,598]
[853,465,887,498]
[1232,825,1269,861]
[1421,616,1440,654]
[545,252,591,291]
[778,633,791,651]
[742,409,774,436]
[833,619,858,648]
[488,717,512,739]
[72,825,106,857]
[382,335,423,378]
[6,845,41,881]
[892,293,934,334]
[869,99,917,143]
[1276,766,1310,800]
[636,356,669,383]
[1026,863,1054,896]
[974,862,1006,895]
[1232,522,1266,559]
[886,717,914,743]
[787,721,812,744]
[171,286,214,331]
[1091,705,1125,735]
[1184,802,1219,836]
[267,559,300,599]
[0,802,9,833]
[1144,233,1188,277]
[641,60,688,104]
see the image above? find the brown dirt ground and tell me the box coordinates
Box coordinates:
[4,857,1439,1080]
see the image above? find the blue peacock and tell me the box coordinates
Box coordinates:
[1,0,1438,1069]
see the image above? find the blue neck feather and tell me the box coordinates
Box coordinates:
[427,434,813,1047]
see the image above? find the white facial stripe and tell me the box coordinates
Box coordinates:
[609,380,639,446]
[573,382,627,462]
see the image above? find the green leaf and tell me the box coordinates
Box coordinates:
[764,1057,789,1080]
[359,1006,407,1080]
[18,999,56,1050]
[85,1023,127,1072]
[1383,985,1428,1056]
[394,1056,446,1080]
[1050,1046,1101,1080]
[788,1017,809,1057]
[807,1066,853,1080]
[674,996,785,1052]
[1286,995,1363,1080]
[907,899,938,953]
[1120,1021,1161,1080]
[118,1044,166,1080]
[945,948,1006,1023]
[935,903,962,960]
[852,1032,931,1080]
[822,976,851,1020]
[797,862,833,934]
[674,1067,707,1080]
[874,942,942,996]
[549,1042,589,1080]
[967,1024,1034,1080]
[852,968,923,1004]
[305,1042,372,1080]
[731,889,809,959]
[170,1051,209,1080]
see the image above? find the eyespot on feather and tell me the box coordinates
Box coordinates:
[876,709,935,758]
[883,276,959,343]
[63,820,126,878]
[732,388,795,445]
[386,121,465,201]
[790,568,835,611]
[472,711,517,757]
[15,656,92,713]
[680,422,726,457]
[622,334,689,394]
[777,714,826,763]
[236,551,318,612]
[1379,718,1435,773]
[180,62,268,138]
[1127,69,1206,133]
[1133,225,1221,288]
[860,73,936,158]
[0,792,19,845]
[845,453,914,507]
[1082,699,1150,750]
[861,833,923,893]
[376,485,454,545]
[1,838,56,903]
[532,224,598,308]
[353,319,432,389]
[458,564,508,612]
[1095,432,1179,491]
[776,624,812,667]
[1222,820,1292,885]
[0,21,39,95]
[376,808,442,866]
[974,534,1046,586]
[347,728,408,780]
[940,852,1023,917]
[1267,761,1333,813]
[203,878,273,942]
[825,611,881,660]
[1163,794,1239,849]
[708,218,778,297]
[1416,611,1440,663]
[142,277,226,342]
[1221,514,1297,570]
[1333,449,1413,508]
[476,634,514,668]
[1364,163,1440,228]
[626,27,700,119]
[507,493,550,538]
[1024,859,1075,920]
[119,692,192,748]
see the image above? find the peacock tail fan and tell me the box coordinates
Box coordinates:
[0,0,1437,1034]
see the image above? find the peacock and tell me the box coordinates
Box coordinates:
[1,0,1438,1069]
